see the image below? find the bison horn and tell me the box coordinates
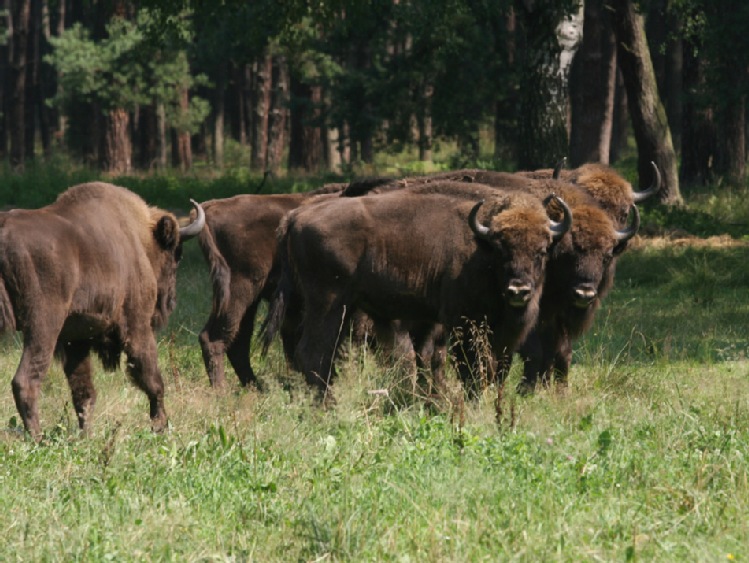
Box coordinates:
[179,199,205,240]
[469,200,491,239]
[632,161,661,203]
[615,204,640,242]
[544,194,572,241]
[552,157,568,180]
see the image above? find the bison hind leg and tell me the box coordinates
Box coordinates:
[61,341,97,433]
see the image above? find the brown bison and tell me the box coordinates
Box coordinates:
[263,184,571,396]
[194,186,355,388]
[0,182,205,438]
[517,160,660,226]
[342,172,641,391]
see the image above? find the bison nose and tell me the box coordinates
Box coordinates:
[573,284,597,308]
[506,280,533,307]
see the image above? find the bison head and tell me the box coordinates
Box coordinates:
[151,199,205,329]
[548,203,639,316]
[469,194,572,308]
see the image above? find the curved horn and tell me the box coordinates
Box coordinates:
[552,157,568,180]
[179,199,205,241]
[615,204,640,242]
[468,200,491,239]
[632,161,661,203]
[543,194,572,241]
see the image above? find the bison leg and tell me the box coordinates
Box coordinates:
[61,341,97,433]
[198,323,228,388]
[12,330,58,439]
[294,301,350,397]
[124,333,168,433]
[226,301,261,387]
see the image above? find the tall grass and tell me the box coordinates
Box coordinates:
[1,165,749,560]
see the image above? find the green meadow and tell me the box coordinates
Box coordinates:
[0,167,748,561]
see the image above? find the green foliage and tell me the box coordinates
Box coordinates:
[46,11,210,134]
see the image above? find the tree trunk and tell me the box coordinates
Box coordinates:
[288,76,323,172]
[609,69,629,163]
[251,53,272,172]
[213,61,226,169]
[228,61,245,145]
[9,0,31,168]
[515,1,584,170]
[613,0,681,205]
[717,98,746,185]
[418,82,433,162]
[569,0,616,166]
[100,107,131,174]
[137,103,158,169]
[156,101,167,169]
[266,54,288,175]
[171,87,192,171]
[680,43,716,187]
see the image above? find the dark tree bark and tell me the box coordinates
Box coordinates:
[228,61,245,145]
[8,0,31,168]
[250,53,272,172]
[171,87,192,171]
[515,1,583,170]
[100,107,131,173]
[213,61,226,169]
[569,0,616,165]
[609,69,629,164]
[717,97,746,185]
[266,54,288,175]
[417,82,433,162]
[137,103,158,169]
[646,0,683,155]
[288,76,323,172]
[614,0,682,205]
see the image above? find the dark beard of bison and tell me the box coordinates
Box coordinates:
[492,288,542,356]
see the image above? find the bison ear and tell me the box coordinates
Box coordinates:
[154,214,179,251]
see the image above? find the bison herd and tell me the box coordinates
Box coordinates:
[0,163,659,438]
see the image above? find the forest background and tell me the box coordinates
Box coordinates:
[0,0,747,205]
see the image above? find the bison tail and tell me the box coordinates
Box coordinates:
[0,276,16,334]
[198,223,232,316]
[260,244,296,357]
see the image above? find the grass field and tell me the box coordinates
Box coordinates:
[1,168,749,560]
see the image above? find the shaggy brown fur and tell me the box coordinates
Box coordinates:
[0,182,203,438]
[342,171,640,391]
[263,184,565,396]
[194,188,344,388]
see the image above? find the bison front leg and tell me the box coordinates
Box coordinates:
[125,333,168,433]
[12,331,58,440]
[61,341,97,434]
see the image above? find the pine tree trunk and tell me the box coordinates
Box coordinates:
[609,69,629,164]
[9,0,31,168]
[266,54,288,175]
[569,0,616,166]
[137,103,158,169]
[251,54,271,172]
[418,82,433,162]
[614,0,682,205]
[156,101,167,169]
[171,88,192,171]
[228,61,245,145]
[718,98,745,185]
[213,62,226,169]
[100,107,131,174]
[289,76,323,172]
